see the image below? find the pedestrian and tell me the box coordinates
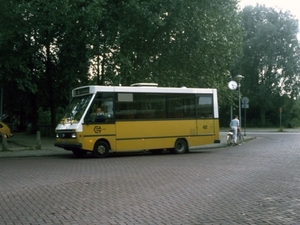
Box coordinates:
[230,115,240,145]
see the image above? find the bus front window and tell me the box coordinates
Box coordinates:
[61,94,93,124]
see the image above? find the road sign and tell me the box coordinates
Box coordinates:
[242,97,249,104]
[228,81,238,90]
[242,103,249,109]
[242,96,249,109]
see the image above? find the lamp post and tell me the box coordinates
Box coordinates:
[235,74,244,127]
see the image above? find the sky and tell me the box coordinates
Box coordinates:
[239,0,300,20]
[239,0,300,37]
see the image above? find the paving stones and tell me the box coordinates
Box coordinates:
[0,130,300,224]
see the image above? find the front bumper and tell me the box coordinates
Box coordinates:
[54,142,82,151]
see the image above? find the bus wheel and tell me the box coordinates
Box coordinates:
[72,150,87,157]
[93,141,109,158]
[173,139,188,154]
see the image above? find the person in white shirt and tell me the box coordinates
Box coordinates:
[230,115,240,145]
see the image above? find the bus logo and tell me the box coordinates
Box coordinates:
[94,126,102,133]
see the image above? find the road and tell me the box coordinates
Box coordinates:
[1,131,300,225]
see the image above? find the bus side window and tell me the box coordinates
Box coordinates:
[197,95,213,119]
[167,96,183,118]
[115,101,137,120]
[88,94,114,123]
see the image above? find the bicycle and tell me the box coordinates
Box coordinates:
[227,128,244,146]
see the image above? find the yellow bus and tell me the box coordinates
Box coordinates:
[54,83,220,157]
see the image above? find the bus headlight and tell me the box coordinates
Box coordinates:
[71,133,77,138]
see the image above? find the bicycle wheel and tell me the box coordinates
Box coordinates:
[227,134,233,146]
[237,133,244,145]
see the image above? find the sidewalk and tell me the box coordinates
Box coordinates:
[0,131,256,158]
[0,133,69,158]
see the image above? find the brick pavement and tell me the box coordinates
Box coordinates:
[0,130,300,224]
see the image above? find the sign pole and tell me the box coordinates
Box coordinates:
[241,97,249,136]
[279,107,282,131]
[228,80,238,121]
[244,107,246,136]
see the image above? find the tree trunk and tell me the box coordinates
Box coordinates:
[260,108,266,127]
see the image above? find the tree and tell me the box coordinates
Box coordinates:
[0,0,102,132]
[116,0,243,88]
[0,0,244,132]
[87,0,243,88]
[237,5,300,126]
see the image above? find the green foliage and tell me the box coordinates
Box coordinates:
[0,0,102,131]
[236,5,300,127]
[114,0,244,89]
[0,0,249,131]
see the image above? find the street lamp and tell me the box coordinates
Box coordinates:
[235,74,244,127]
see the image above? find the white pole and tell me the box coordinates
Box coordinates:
[238,82,242,128]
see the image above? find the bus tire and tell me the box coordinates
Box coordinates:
[173,139,188,154]
[72,150,87,157]
[93,141,109,158]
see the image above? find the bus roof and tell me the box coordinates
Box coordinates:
[73,85,216,96]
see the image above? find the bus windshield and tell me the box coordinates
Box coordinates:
[61,94,93,124]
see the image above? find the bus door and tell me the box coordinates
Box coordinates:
[196,95,215,144]
[82,94,116,151]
